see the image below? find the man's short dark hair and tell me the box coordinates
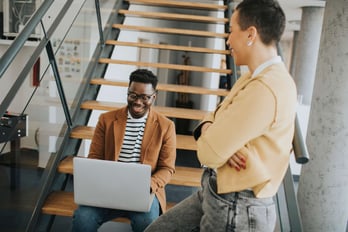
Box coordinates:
[129,69,158,90]
[236,0,286,45]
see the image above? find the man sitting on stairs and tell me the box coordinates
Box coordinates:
[72,69,176,232]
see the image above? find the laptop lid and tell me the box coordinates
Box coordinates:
[73,157,155,212]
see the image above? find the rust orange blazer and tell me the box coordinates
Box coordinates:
[88,106,176,213]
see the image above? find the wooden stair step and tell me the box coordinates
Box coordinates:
[70,126,197,150]
[58,156,203,187]
[113,24,228,38]
[42,191,177,222]
[42,191,77,217]
[90,78,229,96]
[99,58,231,75]
[119,9,228,24]
[126,0,227,11]
[105,40,230,55]
[80,100,208,120]
[169,166,203,187]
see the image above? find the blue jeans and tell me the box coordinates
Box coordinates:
[72,196,159,232]
[145,168,276,232]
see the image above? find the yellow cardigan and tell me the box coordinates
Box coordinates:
[195,63,297,198]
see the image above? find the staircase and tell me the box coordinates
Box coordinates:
[32,0,232,230]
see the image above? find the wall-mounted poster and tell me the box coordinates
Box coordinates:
[52,38,81,79]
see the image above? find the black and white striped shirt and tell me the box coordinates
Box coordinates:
[118,111,147,163]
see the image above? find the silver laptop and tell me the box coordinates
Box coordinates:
[73,157,155,212]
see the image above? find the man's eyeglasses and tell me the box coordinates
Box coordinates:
[127,91,156,102]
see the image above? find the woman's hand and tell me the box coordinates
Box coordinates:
[201,122,212,133]
[228,151,247,171]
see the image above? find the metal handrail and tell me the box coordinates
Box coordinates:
[0,0,54,78]
[277,43,310,164]
[0,0,74,119]
[224,0,238,88]
[293,114,310,164]
[95,0,105,46]
[277,31,307,232]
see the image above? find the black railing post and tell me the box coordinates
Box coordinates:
[45,39,73,129]
[283,166,304,232]
[223,0,239,88]
[95,0,105,46]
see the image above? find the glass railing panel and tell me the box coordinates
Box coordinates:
[40,0,99,119]
[0,0,117,230]
[45,0,117,117]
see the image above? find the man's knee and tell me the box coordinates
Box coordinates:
[73,206,102,225]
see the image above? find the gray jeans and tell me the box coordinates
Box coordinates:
[145,168,276,232]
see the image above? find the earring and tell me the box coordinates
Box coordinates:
[247,41,253,46]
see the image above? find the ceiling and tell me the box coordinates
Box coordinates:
[278,0,326,40]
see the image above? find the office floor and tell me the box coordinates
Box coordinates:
[0,148,199,232]
[0,149,137,231]
[0,148,42,232]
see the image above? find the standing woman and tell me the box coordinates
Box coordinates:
[145,0,297,231]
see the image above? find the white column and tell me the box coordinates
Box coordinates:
[293,6,324,106]
[297,0,348,231]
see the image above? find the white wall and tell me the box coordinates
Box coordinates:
[0,0,87,166]
[0,43,39,152]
